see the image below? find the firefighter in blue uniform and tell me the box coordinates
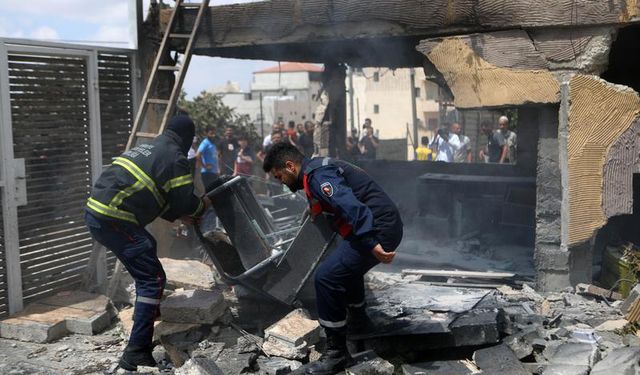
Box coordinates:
[263,143,403,374]
[84,115,211,371]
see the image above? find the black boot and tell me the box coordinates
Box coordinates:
[119,344,156,371]
[305,330,349,374]
[347,305,373,336]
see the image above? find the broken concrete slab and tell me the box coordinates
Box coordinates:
[542,364,590,375]
[175,357,224,375]
[550,343,600,367]
[214,347,258,375]
[622,284,640,323]
[0,295,115,343]
[473,344,529,375]
[160,258,216,290]
[160,289,227,324]
[262,336,309,360]
[264,309,321,347]
[594,319,628,332]
[257,356,302,375]
[590,347,640,375]
[450,308,501,347]
[153,321,204,343]
[402,360,478,375]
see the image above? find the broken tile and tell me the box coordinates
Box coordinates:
[175,357,224,375]
[473,344,529,375]
[590,347,640,375]
[214,347,258,375]
[264,309,321,347]
[160,258,216,290]
[402,360,478,375]
[550,343,600,367]
[160,289,227,325]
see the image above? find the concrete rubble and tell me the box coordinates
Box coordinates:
[1,264,639,374]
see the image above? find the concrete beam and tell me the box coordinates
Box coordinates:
[159,0,640,64]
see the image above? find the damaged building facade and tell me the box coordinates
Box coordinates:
[151,0,640,292]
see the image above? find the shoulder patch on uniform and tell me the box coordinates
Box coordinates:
[320,182,334,197]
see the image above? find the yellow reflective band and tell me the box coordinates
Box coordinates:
[191,198,204,217]
[87,198,138,224]
[113,157,165,207]
[162,174,193,192]
[110,180,145,208]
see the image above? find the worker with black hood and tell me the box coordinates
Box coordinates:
[84,115,211,371]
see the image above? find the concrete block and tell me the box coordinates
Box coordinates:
[550,343,600,367]
[160,258,215,290]
[594,319,628,332]
[590,347,640,375]
[0,316,67,343]
[450,309,500,346]
[160,289,227,324]
[175,358,224,375]
[542,364,590,375]
[214,348,259,375]
[402,360,478,374]
[153,321,203,343]
[345,356,394,375]
[473,344,529,375]
[262,336,309,360]
[38,291,116,318]
[257,357,302,375]
[621,284,640,321]
[264,309,321,347]
[65,310,112,335]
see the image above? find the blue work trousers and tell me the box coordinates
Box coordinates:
[314,226,403,332]
[85,212,166,348]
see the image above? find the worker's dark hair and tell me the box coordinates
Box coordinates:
[288,120,296,128]
[421,136,429,146]
[263,142,304,172]
[205,125,215,132]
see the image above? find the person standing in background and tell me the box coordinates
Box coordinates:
[218,126,239,175]
[196,126,220,191]
[234,134,255,177]
[359,125,379,160]
[451,122,472,163]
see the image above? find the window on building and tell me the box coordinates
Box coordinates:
[373,72,379,82]
[373,104,380,114]
[414,87,421,98]
[428,118,438,130]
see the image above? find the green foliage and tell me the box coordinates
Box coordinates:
[178,90,258,142]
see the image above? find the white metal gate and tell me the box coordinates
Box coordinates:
[0,38,136,315]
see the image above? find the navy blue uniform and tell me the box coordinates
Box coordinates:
[303,158,403,330]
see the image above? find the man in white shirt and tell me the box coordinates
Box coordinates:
[263,122,284,148]
[451,122,472,163]
[432,125,460,162]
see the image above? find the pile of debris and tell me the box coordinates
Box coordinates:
[2,257,640,375]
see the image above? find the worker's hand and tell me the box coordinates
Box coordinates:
[372,244,395,264]
[203,196,213,210]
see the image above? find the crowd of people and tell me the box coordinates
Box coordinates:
[415,115,517,164]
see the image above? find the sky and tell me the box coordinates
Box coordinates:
[0,0,276,98]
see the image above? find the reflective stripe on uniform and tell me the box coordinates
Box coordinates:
[162,174,193,192]
[113,157,165,207]
[348,301,365,308]
[191,198,204,217]
[136,296,161,305]
[110,180,145,208]
[318,318,347,328]
[86,197,138,224]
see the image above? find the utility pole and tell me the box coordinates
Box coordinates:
[409,68,418,159]
[348,65,355,132]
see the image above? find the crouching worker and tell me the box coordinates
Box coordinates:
[84,115,211,371]
[263,143,403,374]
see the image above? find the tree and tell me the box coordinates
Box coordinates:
[177,90,258,142]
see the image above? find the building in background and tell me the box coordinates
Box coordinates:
[213,62,323,136]
[347,67,442,160]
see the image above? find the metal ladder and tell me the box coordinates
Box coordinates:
[126,0,210,150]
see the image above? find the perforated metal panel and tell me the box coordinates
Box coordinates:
[8,52,94,304]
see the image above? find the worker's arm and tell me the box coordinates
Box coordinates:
[495,132,508,164]
[310,166,378,250]
[164,157,209,220]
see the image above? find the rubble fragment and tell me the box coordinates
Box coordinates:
[160,289,227,324]
[160,257,216,290]
[264,309,321,347]
[345,356,395,375]
[175,357,224,375]
[622,284,640,323]
[590,347,640,375]
[257,356,302,375]
[401,360,479,375]
[473,344,529,375]
[549,343,600,367]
